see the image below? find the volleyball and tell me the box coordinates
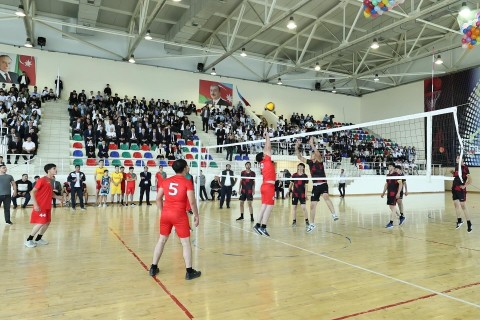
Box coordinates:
[265,102,275,111]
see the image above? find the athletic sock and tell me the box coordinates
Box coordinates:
[35,234,43,241]
[389,220,393,224]
[305,219,309,224]
[458,218,463,223]
[400,213,404,216]
[250,214,254,219]
[293,219,296,223]
[151,264,157,268]
[240,213,244,217]
[186,267,194,273]
[261,224,266,229]
[467,220,472,226]
[255,223,260,228]
[27,235,34,241]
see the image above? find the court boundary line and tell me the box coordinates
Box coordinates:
[109,228,194,319]
[205,218,480,310]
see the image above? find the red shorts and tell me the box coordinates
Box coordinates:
[160,211,190,238]
[96,180,101,190]
[30,208,52,224]
[121,181,126,193]
[126,184,135,195]
[261,183,275,205]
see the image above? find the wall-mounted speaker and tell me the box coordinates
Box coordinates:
[314,82,321,90]
[37,37,46,47]
[197,63,204,72]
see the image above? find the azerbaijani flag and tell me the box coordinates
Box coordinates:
[236,87,251,107]
[16,55,36,86]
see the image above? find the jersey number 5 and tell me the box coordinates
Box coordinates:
[168,183,179,196]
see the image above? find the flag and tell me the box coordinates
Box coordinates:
[55,69,60,97]
[236,87,251,107]
[16,55,36,85]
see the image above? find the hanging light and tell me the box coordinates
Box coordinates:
[277,78,283,85]
[172,0,182,2]
[24,38,33,48]
[144,30,152,40]
[332,86,337,93]
[314,62,321,71]
[210,68,216,75]
[240,48,247,57]
[459,2,471,18]
[287,17,297,30]
[16,4,26,17]
[128,55,136,63]
[370,38,379,49]
[435,55,443,65]
[374,74,379,81]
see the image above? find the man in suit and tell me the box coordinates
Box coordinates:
[72,118,84,136]
[67,165,86,210]
[206,84,230,107]
[83,124,95,146]
[201,105,210,132]
[7,135,23,164]
[220,164,236,209]
[18,71,30,90]
[139,166,152,205]
[97,140,109,159]
[215,123,226,153]
[0,55,18,83]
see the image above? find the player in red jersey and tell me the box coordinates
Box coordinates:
[124,167,137,206]
[120,166,127,205]
[296,137,338,233]
[24,163,64,248]
[149,159,201,280]
[155,165,167,191]
[381,163,403,229]
[451,155,472,232]
[236,162,256,222]
[253,131,275,237]
[289,163,309,227]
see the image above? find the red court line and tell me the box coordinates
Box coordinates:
[109,228,194,319]
[332,281,480,320]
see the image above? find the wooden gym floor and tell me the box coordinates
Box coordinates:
[0,193,479,319]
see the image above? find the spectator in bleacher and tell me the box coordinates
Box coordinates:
[96,125,106,145]
[210,176,221,201]
[139,128,149,146]
[72,118,84,136]
[22,136,35,160]
[117,127,127,146]
[128,127,138,148]
[225,133,236,161]
[7,135,23,164]
[106,127,116,144]
[98,140,109,159]
[215,123,226,153]
[104,84,112,98]
[83,123,95,146]
[12,174,32,208]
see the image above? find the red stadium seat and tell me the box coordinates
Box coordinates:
[86,158,97,166]
[133,152,142,158]
[201,161,207,168]
[109,143,118,150]
[147,160,156,167]
[201,147,207,153]
[185,154,194,160]
[186,140,194,146]
[141,144,150,151]
[73,142,83,149]
[124,159,133,167]
[168,160,174,167]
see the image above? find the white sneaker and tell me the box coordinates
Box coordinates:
[103,204,107,207]
[332,213,339,221]
[24,240,36,248]
[35,239,49,245]
[97,204,102,207]
[306,223,316,233]
[130,203,136,207]
[80,208,86,211]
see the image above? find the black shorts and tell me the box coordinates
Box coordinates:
[239,192,253,201]
[452,189,467,202]
[387,195,397,206]
[311,184,328,201]
[292,197,306,205]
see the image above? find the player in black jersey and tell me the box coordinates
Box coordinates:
[451,155,472,232]
[295,137,338,233]
[236,162,256,222]
[381,163,403,229]
[395,165,407,225]
[289,163,309,227]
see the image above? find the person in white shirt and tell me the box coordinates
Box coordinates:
[22,136,36,160]
[338,169,346,198]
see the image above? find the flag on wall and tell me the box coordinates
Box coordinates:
[16,55,37,85]
[236,87,251,107]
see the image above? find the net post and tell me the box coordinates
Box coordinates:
[196,140,201,207]
[426,113,432,181]
[452,109,464,183]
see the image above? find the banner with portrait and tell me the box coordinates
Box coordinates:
[198,80,233,106]
[0,52,37,86]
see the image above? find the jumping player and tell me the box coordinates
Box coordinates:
[253,131,275,237]
[381,163,403,228]
[149,159,201,280]
[451,155,472,232]
[295,137,338,233]
[236,161,256,222]
[289,163,309,227]
[24,164,64,248]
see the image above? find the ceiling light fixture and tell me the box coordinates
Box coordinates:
[435,55,443,65]
[277,78,282,85]
[374,74,379,81]
[332,86,337,93]
[287,16,297,30]
[128,55,135,63]
[172,0,182,2]
[144,30,152,40]
[24,38,33,48]
[210,68,216,75]
[370,38,379,49]
[240,48,247,57]
[16,4,26,17]
[314,62,321,71]
[459,2,471,18]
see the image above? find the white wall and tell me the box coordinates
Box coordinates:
[0,43,362,124]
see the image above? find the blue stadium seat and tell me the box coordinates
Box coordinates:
[234,155,242,161]
[73,150,83,157]
[144,152,153,159]
[159,160,168,167]
[110,151,119,158]
[135,160,145,167]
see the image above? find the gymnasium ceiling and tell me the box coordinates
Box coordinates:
[0,0,479,96]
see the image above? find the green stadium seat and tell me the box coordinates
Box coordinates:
[122,151,131,158]
[112,159,122,167]
[73,159,84,166]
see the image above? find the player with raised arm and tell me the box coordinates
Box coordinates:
[149,159,201,280]
[253,131,275,237]
[381,163,403,229]
[295,137,338,233]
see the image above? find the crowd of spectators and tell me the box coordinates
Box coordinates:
[0,83,44,164]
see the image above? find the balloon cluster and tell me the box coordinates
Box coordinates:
[461,12,480,49]
[363,0,405,18]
